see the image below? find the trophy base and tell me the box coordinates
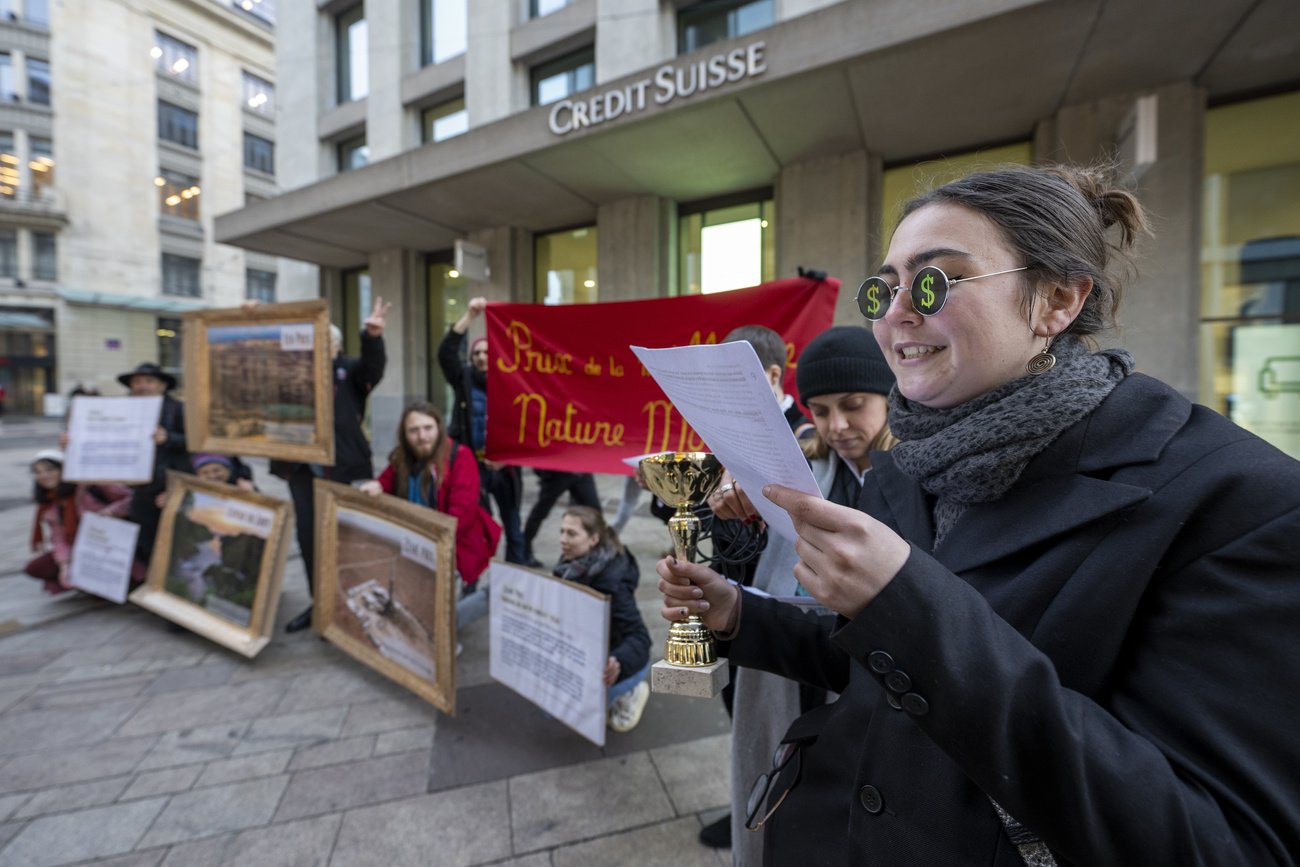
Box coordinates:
[651,658,730,699]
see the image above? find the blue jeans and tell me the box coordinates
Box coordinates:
[456,581,489,630]
[607,660,651,707]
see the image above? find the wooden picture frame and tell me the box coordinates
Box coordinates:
[183,299,334,464]
[312,480,458,715]
[130,471,293,658]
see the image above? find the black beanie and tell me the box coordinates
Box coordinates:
[796,326,895,401]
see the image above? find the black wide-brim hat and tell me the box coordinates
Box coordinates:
[117,362,176,391]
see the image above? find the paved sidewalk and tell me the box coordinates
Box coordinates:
[0,450,736,867]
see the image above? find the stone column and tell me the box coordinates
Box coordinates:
[596,195,674,301]
[366,247,428,462]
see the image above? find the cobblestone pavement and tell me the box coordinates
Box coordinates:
[0,420,734,866]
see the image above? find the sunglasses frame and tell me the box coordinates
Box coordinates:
[745,740,803,833]
[856,265,1030,321]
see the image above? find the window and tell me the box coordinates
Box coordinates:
[0,54,14,101]
[246,269,276,302]
[32,232,54,280]
[243,133,274,174]
[152,31,197,84]
[157,317,182,383]
[26,58,48,106]
[242,71,274,115]
[535,226,597,304]
[29,137,52,200]
[237,0,274,25]
[530,0,572,17]
[342,269,371,356]
[337,133,368,171]
[421,98,467,143]
[156,170,201,220]
[0,133,18,198]
[531,47,594,107]
[0,231,15,278]
[158,102,198,149]
[422,0,466,66]
[336,5,368,103]
[678,0,774,54]
[161,253,201,297]
[678,195,774,295]
[427,258,467,413]
[1201,90,1300,460]
[24,0,48,28]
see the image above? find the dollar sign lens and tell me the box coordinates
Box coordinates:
[867,285,880,317]
[920,273,935,310]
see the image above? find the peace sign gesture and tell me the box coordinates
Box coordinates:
[363,296,393,337]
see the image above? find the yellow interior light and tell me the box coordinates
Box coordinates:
[154,177,166,186]
[584,280,595,288]
[166,195,181,206]
[448,270,459,278]
[760,220,768,228]
[172,58,189,73]
[180,190,192,198]
[150,46,163,59]
[29,161,47,171]
[189,186,200,194]
[0,154,18,165]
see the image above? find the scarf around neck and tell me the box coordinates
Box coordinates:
[554,545,618,584]
[887,335,1134,545]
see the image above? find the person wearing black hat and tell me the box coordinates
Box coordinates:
[114,361,192,570]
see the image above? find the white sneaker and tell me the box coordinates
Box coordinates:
[608,680,650,732]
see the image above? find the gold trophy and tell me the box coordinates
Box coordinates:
[640,452,730,697]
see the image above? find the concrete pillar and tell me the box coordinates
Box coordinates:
[366,0,417,160]
[1036,80,1205,401]
[467,0,522,127]
[595,0,673,85]
[365,247,428,461]
[775,149,876,325]
[596,195,674,300]
[276,0,321,191]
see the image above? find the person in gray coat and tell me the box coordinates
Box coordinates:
[660,165,1300,865]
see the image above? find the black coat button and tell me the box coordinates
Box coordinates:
[901,693,929,716]
[859,785,883,814]
[867,651,894,674]
[885,691,903,711]
[884,670,911,693]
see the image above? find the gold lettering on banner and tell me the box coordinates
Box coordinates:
[689,331,718,346]
[497,321,574,375]
[515,393,625,448]
[608,357,624,377]
[786,342,797,370]
[584,357,602,376]
[642,400,703,454]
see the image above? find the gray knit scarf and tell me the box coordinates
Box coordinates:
[888,335,1134,546]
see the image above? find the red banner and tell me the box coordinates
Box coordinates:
[485,277,839,475]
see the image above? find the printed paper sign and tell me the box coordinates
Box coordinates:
[69,512,140,604]
[490,561,610,746]
[279,323,315,351]
[221,501,275,538]
[64,396,164,483]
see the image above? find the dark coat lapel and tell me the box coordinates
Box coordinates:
[861,453,935,551]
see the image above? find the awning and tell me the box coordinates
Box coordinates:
[57,288,209,314]
[0,311,54,331]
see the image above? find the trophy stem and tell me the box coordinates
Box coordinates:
[664,502,717,667]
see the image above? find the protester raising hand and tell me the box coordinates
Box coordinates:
[364,296,393,337]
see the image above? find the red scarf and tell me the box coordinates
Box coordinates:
[32,491,79,552]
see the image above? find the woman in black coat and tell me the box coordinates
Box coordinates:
[659,166,1300,866]
[555,506,652,734]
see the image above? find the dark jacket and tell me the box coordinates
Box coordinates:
[332,333,386,481]
[437,328,477,449]
[725,373,1300,866]
[565,550,651,684]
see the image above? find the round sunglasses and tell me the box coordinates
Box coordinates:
[856,265,1029,320]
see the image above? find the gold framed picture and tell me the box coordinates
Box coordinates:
[312,480,458,715]
[183,299,334,464]
[130,471,293,658]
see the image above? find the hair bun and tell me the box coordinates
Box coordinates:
[1047,165,1150,250]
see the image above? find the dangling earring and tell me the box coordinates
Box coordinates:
[1026,335,1056,375]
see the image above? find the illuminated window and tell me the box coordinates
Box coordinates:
[427,257,467,412]
[162,253,201,297]
[244,133,274,174]
[246,269,276,302]
[0,132,19,199]
[157,170,200,221]
[678,0,773,53]
[153,32,197,84]
[237,0,274,25]
[679,194,775,295]
[32,233,55,280]
[531,47,594,107]
[422,0,466,66]
[26,58,48,106]
[337,133,368,172]
[1200,90,1300,460]
[421,98,467,143]
[242,72,274,115]
[158,317,183,383]
[0,231,15,278]
[535,226,597,304]
[337,5,368,103]
[29,137,52,200]
[158,101,198,149]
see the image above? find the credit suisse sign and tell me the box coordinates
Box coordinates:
[548,41,767,136]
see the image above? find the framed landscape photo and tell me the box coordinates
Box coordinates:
[313,480,458,715]
[130,471,293,658]
[183,299,334,464]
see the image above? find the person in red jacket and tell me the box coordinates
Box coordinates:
[26,449,132,594]
[360,400,500,626]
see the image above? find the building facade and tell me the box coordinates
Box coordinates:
[0,0,306,414]
[216,0,1300,461]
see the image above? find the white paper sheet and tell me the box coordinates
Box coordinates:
[631,342,822,542]
[489,561,610,747]
[68,512,139,604]
[63,396,164,483]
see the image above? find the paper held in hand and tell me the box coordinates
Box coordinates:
[69,512,140,604]
[63,395,164,483]
[630,342,822,542]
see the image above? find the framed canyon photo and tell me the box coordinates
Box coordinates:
[183,299,334,464]
[130,471,293,658]
[312,480,458,715]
